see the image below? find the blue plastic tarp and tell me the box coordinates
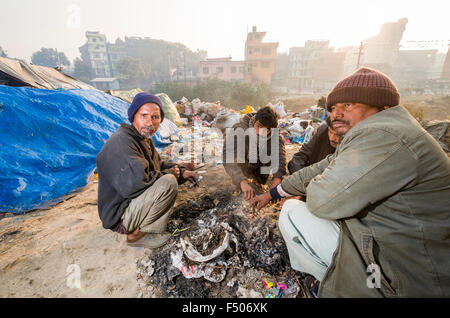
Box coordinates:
[0,85,129,213]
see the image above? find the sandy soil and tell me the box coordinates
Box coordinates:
[0,182,143,297]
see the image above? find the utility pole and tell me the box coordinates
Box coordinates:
[356,41,364,70]
[176,51,179,81]
[167,46,172,81]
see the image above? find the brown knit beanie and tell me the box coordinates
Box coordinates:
[326,67,400,111]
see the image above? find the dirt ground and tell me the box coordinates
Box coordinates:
[0,146,297,298]
[0,182,142,297]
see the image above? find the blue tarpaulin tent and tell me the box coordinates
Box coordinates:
[0,85,129,213]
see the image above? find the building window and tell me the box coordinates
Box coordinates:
[230,66,236,73]
[262,62,270,68]
[254,48,260,53]
[94,53,100,58]
[262,48,271,55]
[239,67,244,73]
[203,67,209,74]
[216,67,224,73]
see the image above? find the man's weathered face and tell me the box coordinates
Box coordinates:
[327,127,339,148]
[132,103,161,139]
[330,103,380,136]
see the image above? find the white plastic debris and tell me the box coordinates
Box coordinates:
[180,225,230,263]
[170,248,227,283]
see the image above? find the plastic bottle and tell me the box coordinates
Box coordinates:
[303,123,315,144]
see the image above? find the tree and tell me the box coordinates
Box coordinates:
[116,56,151,89]
[31,48,70,68]
[118,37,206,82]
[151,78,275,109]
[72,57,93,83]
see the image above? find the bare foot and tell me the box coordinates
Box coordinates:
[126,229,146,243]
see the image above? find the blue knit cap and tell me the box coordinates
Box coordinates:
[128,92,164,123]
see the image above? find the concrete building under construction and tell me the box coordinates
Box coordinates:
[361,18,408,75]
[244,26,279,85]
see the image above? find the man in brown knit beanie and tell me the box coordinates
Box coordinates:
[326,67,399,136]
[250,67,450,297]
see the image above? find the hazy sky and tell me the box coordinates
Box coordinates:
[1,0,449,63]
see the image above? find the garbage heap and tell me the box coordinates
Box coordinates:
[173,97,330,147]
[175,97,241,131]
[274,102,328,145]
[158,97,242,164]
[135,191,301,298]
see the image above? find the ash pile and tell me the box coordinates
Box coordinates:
[136,191,301,298]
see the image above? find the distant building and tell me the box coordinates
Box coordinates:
[90,77,120,90]
[289,40,346,93]
[431,53,447,79]
[311,50,346,91]
[361,18,408,75]
[289,41,325,92]
[244,26,278,85]
[79,31,112,78]
[337,46,360,77]
[442,46,450,80]
[272,53,290,90]
[392,49,438,88]
[199,57,244,82]
[79,31,126,79]
[108,38,127,77]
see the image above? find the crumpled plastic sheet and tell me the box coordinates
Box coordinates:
[170,248,227,283]
[171,211,238,283]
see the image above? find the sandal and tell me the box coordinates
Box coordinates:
[302,274,320,298]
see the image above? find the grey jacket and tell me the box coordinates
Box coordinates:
[281,106,450,297]
[223,113,287,186]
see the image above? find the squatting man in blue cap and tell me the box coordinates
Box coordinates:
[96,93,198,248]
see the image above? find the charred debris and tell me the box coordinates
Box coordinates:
[136,191,301,298]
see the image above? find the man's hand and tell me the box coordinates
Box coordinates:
[168,165,180,178]
[248,192,272,211]
[183,170,199,186]
[240,180,255,201]
[270,177,282,189]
